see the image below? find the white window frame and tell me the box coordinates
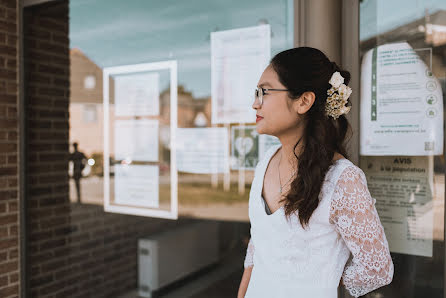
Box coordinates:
[103,60,178,220]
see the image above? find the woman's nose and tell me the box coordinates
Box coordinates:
[252,98,261,110]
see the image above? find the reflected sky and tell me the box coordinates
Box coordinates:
[70,0,293,98]
[70,0,446,97]
[360,0,446,40]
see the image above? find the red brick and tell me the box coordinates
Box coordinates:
[8,248,17,259]
[0,105,6,117]
[7,131,16,141]
[51,33,68,44]
[37,64,66,75]
[0,93,17,104]
[6,106,16,117]
[0,214,16,225]
[0,32,6,44]
[30,273,53,287]
[6,57,15,68]
[9,272,18,283]
[8,201,17,211]
[27,27,50,41]
[39,238,66,252]
[0,143,16,152]
[7,177,16,187]
[0,227,7,238]
[38,18,67,33]
[0,44,15,57]
[0,19,15,32]
[0,7,5,19]
[2,0,16,9]
[0,167,16,176]
[0,285,18,298]
[0,260,17,275]
[0,275,7,286]
[5,9,16,22]
[0,190,17,200]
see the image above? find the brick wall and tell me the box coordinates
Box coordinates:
[0,0,20,297]
[24,2,72,296]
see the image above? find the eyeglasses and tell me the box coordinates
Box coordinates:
[254,87,290,106]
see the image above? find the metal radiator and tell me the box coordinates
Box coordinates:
[138,221,220,297]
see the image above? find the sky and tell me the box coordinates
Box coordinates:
[360,0,446,40]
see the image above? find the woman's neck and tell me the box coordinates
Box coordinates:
[277,129,305,165]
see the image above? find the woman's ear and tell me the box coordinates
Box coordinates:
[293,91,315,115]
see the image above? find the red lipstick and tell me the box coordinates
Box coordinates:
[256,115,263,123]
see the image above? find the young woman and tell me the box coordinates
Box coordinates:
[237,47,393,298]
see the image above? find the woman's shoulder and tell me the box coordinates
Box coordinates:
[329,158,367,187]
[326,156,363,183]
[321,159,368,204]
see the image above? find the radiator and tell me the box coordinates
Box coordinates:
[138,221,220,297]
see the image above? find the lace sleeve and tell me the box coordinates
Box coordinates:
[244,237,255,268]
[329,165,394,297]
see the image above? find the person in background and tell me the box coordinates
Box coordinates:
[69,142,87,203]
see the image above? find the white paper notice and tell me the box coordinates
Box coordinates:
[362,156,433,257]
[211,24,271,124]
[114,164,159,208]
[114,72,160,116]
[176,127,229,174]
[360,42,443,156]
[259,134,281,160]
[114,119,159,162]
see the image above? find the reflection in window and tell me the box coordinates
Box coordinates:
[82,104,97,123]
[69,0,294,222]
[359,1,446,296]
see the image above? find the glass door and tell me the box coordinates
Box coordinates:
[358,0,446,296]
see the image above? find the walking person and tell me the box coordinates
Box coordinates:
[69,142,87,203]
[237,47,393,298]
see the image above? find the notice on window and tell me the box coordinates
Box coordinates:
[114,72,160,116]
[114,119,159,162]
[231,125,259,170]
[114,164,159,208]
[259,134,281,160]
[176,127,229,174]
[362,156,433,257]
[211,24,271,124]
[360,42,443,155]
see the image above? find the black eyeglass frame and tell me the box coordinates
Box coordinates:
[254,87,291,106]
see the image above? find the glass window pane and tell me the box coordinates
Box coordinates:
[359,1,446,296]
[26,0,293,296]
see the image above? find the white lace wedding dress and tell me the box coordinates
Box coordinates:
[243,144,394,298]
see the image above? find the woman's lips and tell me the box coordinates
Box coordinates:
[256,115,263,123]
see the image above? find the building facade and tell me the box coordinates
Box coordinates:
[1,0,446,297]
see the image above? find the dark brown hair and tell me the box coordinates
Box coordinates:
[270,47,352,228]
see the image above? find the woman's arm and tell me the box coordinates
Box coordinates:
[329,165,394,297]
[237,266,253,298]
[238,237,255,297]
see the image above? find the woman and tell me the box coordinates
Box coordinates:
[237,47,393,298]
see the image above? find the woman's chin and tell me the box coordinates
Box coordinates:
[255,124,267,135]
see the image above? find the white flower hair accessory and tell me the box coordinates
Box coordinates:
[325,71,352,120]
